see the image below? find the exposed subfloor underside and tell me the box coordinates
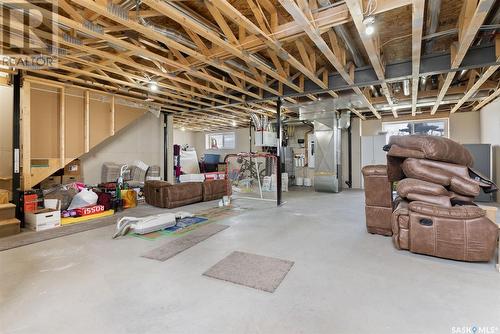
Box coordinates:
[1,190,499,333]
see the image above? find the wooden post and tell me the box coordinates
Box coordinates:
[59,87,65,168]
[21,81,31,190]
[84,90,90,152]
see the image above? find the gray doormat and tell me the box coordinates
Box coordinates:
[203,251,294,293]
[141,223,229,261]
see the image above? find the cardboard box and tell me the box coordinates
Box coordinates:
[479,205,497,224]
[25,209,61,231]
[62,175,83,184]
[0,203,16,220]
[0,218,20,238]
[40,176,62,190]
[64,159,82,176]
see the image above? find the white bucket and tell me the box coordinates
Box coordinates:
[296,177,304,186]
[303,178,312,187]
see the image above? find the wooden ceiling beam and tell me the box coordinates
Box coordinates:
[69,0,275,98]
[63,55,230,107]
[20,22,248,104]
[451,35,500,113]
[142,0,303,94]
[430,0,495,115]
[344,0,397,118]
[279,0,381,118]
[187,0,409,67]
[472,86,500,111]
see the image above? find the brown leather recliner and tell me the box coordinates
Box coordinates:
[401,158,497,196]
[144,180,203,209]
[396,178,474,208]
[392,200,498,262]
[384,135,474,182]
[361,165,393,236]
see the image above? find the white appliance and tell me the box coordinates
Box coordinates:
[361,134,387,188]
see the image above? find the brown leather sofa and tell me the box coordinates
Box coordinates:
[392,200,497,262]
[203,179,230,202]
[144,179,229,209]
[361,165,393,236]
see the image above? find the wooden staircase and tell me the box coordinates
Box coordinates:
[21,77,155,190]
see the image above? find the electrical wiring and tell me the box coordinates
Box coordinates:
[363,0,377,16]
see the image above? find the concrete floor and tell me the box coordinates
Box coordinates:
[1,189,499,334]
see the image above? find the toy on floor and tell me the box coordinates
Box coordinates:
[112,212,177,239]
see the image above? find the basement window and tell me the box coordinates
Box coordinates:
[382,119,449,138]
[205,132,236,150]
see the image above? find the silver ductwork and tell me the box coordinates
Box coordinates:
[299,100,349,193]
[424,0,441,53]
[402,80,410,96]
[317,0,365,67]
[333,26,365,67]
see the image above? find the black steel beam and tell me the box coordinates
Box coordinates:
[187,44,499,114]
[276,97,282,207]
[12,73,21,220]
[271,44,499,98]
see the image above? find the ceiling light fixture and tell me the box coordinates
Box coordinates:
[363,16,375,36]
[181,126,186,131]
[149,82,158,92]
[232,120,236,127]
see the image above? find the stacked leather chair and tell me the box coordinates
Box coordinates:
[363,135,498,262]
[361,165,393,236]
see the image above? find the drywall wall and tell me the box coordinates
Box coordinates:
[0,85,13,178]
[80,112,163,185]
[449,112,481,144]
[479,97,500,203]
[173,129,196,148]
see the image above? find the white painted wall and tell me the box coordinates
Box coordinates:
[80,112,164,185]
[173,129,196,148]
[0,85,13,178]
[479,97,500,203]
[449,112,481,144]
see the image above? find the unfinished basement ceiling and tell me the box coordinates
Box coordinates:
[1,0,499,130]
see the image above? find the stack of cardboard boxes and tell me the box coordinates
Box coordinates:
[0,190,20,238]
[40,159,83,189]
[62,159,83,184]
